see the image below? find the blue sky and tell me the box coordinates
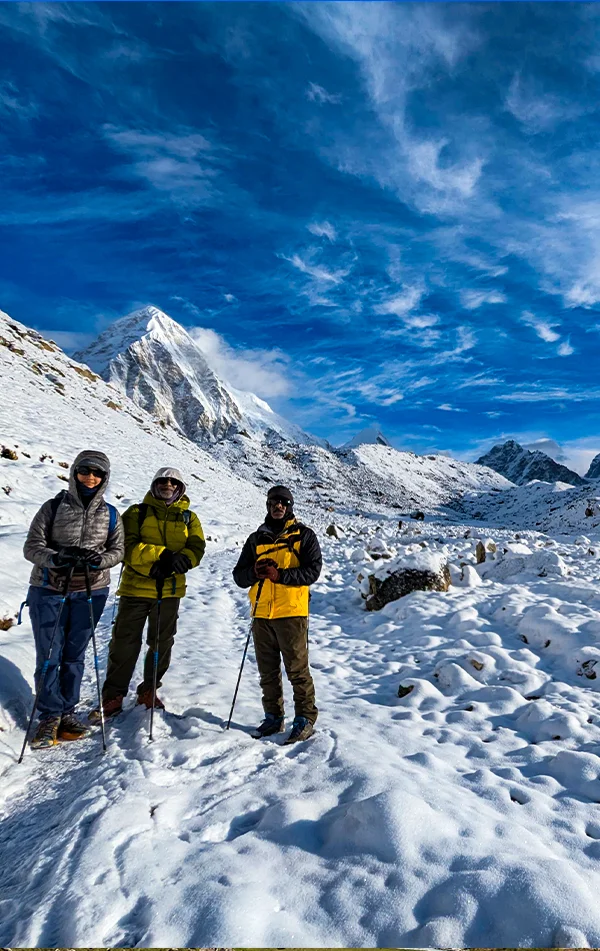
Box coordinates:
[1,2,600,469]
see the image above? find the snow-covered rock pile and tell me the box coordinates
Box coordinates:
[357,548,451,611]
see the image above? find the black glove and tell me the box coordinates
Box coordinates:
[52,546,84,568]
[149,561,167,581]
[172,552,192,574]
[79,548,103,568]
[158,549,175,574]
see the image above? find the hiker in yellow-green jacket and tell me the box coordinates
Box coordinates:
[91,467,205,720]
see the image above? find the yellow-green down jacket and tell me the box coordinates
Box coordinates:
[117,492,205,599]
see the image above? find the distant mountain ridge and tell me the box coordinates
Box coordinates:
[342,425,391,449]
[477,439,586,486]
[75,306,323,448]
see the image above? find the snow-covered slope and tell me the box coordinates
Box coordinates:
[478,439,586,487]
[342,424,391,448]
[4,310,600,947]
[75,305,323,447]
[452,478,600,534]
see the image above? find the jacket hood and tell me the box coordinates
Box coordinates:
[151,466,186,491]
[69,449,110,503]
[150,467,186,506]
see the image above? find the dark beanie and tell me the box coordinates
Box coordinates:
[267,484,294,506]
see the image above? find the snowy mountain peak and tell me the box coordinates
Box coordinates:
[343,425,391,449]
[74,305,321,447]
[477,439,586,487]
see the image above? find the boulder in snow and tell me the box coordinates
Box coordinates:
[359,550,450,611]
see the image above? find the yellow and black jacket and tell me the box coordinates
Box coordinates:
[233,516,322,619]
[118,492,205,599]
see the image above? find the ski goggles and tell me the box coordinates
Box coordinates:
[268,496,292,506]
[77,465,105,477]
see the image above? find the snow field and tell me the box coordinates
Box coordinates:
[3,313,600,946]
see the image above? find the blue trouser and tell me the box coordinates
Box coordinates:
[27,585,109,718]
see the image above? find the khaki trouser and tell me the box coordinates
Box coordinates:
[102,596,180,700]
[252,616,318,723]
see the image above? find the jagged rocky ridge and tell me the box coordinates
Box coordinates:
[586,453,600,480]
[477,439,586,487]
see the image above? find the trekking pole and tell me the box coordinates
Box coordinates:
[84,562,107,754]
[18,565,74,763]
[110,564,124,628]
[226,578,264,731]
[148,578,164,742]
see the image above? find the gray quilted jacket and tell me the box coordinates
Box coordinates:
[24,450,125,592]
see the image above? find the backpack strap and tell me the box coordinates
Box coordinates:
[47,491,67,543]
[106,502,118,535]
[137,502,189,535]
[137,502,148,535]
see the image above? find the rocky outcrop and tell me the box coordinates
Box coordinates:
[586,453,600,479]
[477,439,585,486]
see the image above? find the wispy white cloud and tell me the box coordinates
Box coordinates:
[0,80,38,120]
[376,285,424,317]
[505,73,582,134]
[306,82,341,105]
[558,339,575,356]
[104,126,223,206]
[520,310,561,343]
[189,326,291,399]
[457,373,503,389]
[281,251,349,285]
[307,220,337,242]
[496,386,600,403]
[461,289,506,310]
[438,403,466,412]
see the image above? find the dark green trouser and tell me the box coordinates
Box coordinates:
[102,596,180,701]
[252,616,318,723]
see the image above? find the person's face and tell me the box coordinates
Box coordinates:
[268,496,289,519]
[76,465,104,489]
[155,477,182,499]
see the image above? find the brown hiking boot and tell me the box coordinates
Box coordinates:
[88,695,124,724]
[31,715,61,749]
[136,688,165,710]
[58,713,89,741]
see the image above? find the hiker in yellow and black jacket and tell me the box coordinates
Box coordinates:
[90,467,205,721]
[233,485,322,745]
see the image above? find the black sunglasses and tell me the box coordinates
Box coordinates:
[268,496,291,506]
[77,466,105,477]
[156,478,182,487]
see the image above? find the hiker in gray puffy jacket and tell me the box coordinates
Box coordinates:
[23,449,124,749]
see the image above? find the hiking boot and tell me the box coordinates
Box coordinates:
[284,715,314,745]
[31,715,61,749]
[136,688,165,710]
[88,695,124,724]
[58,713,89,741]
[250,713,285,739]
